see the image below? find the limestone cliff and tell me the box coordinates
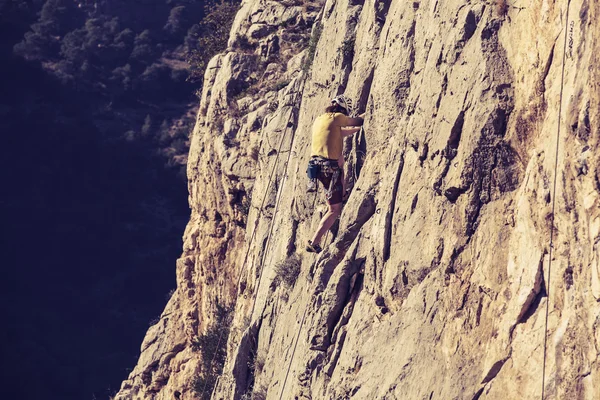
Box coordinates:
[117,0,600,399]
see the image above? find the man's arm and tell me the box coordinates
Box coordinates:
[341,127,361,137]
[344,116,364,126]
[336,112,365,127]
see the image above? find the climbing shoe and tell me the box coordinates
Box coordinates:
[306,241,322,254]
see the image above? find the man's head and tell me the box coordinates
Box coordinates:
[326,95,352,115]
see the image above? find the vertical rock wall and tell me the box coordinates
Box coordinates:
[119,0,600,399]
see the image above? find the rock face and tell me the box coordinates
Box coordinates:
[117,0,600,399]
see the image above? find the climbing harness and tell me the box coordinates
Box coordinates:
[307,156,343,200]
[541,1,571,398]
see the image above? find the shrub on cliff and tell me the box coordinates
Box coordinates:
[301,22,322,74]
[191,303,233,399]
[272,254,301,288]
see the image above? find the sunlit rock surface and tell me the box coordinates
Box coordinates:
[117,0,600,398]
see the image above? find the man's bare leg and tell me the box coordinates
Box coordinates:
[310,203,342,247]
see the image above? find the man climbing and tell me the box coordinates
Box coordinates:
[306,95,364,254]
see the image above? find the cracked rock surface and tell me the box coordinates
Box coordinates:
[118,0,600,399]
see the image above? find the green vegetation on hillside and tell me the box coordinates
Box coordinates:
[12,0,241,171]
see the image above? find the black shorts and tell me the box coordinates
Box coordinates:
[309,157,343,205]
[318,167,344,205]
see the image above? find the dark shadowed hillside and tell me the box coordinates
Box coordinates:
[0,0,238,398]
[0,50,189,400]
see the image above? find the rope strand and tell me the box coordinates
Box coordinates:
[250,105,301,320]
[541,1,571,398]
[278,237,328,400]
[199,89,302,399]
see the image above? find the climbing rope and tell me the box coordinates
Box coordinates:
[277,292,311,400]
[199,89,303,399]
[278,237,328,400]
[541,0,571,398]
[249,102,303,320]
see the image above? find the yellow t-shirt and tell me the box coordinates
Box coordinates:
[310,112,350,160]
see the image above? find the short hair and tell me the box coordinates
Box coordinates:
[325,103,348,115]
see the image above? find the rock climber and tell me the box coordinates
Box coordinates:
[306,95,364,254]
